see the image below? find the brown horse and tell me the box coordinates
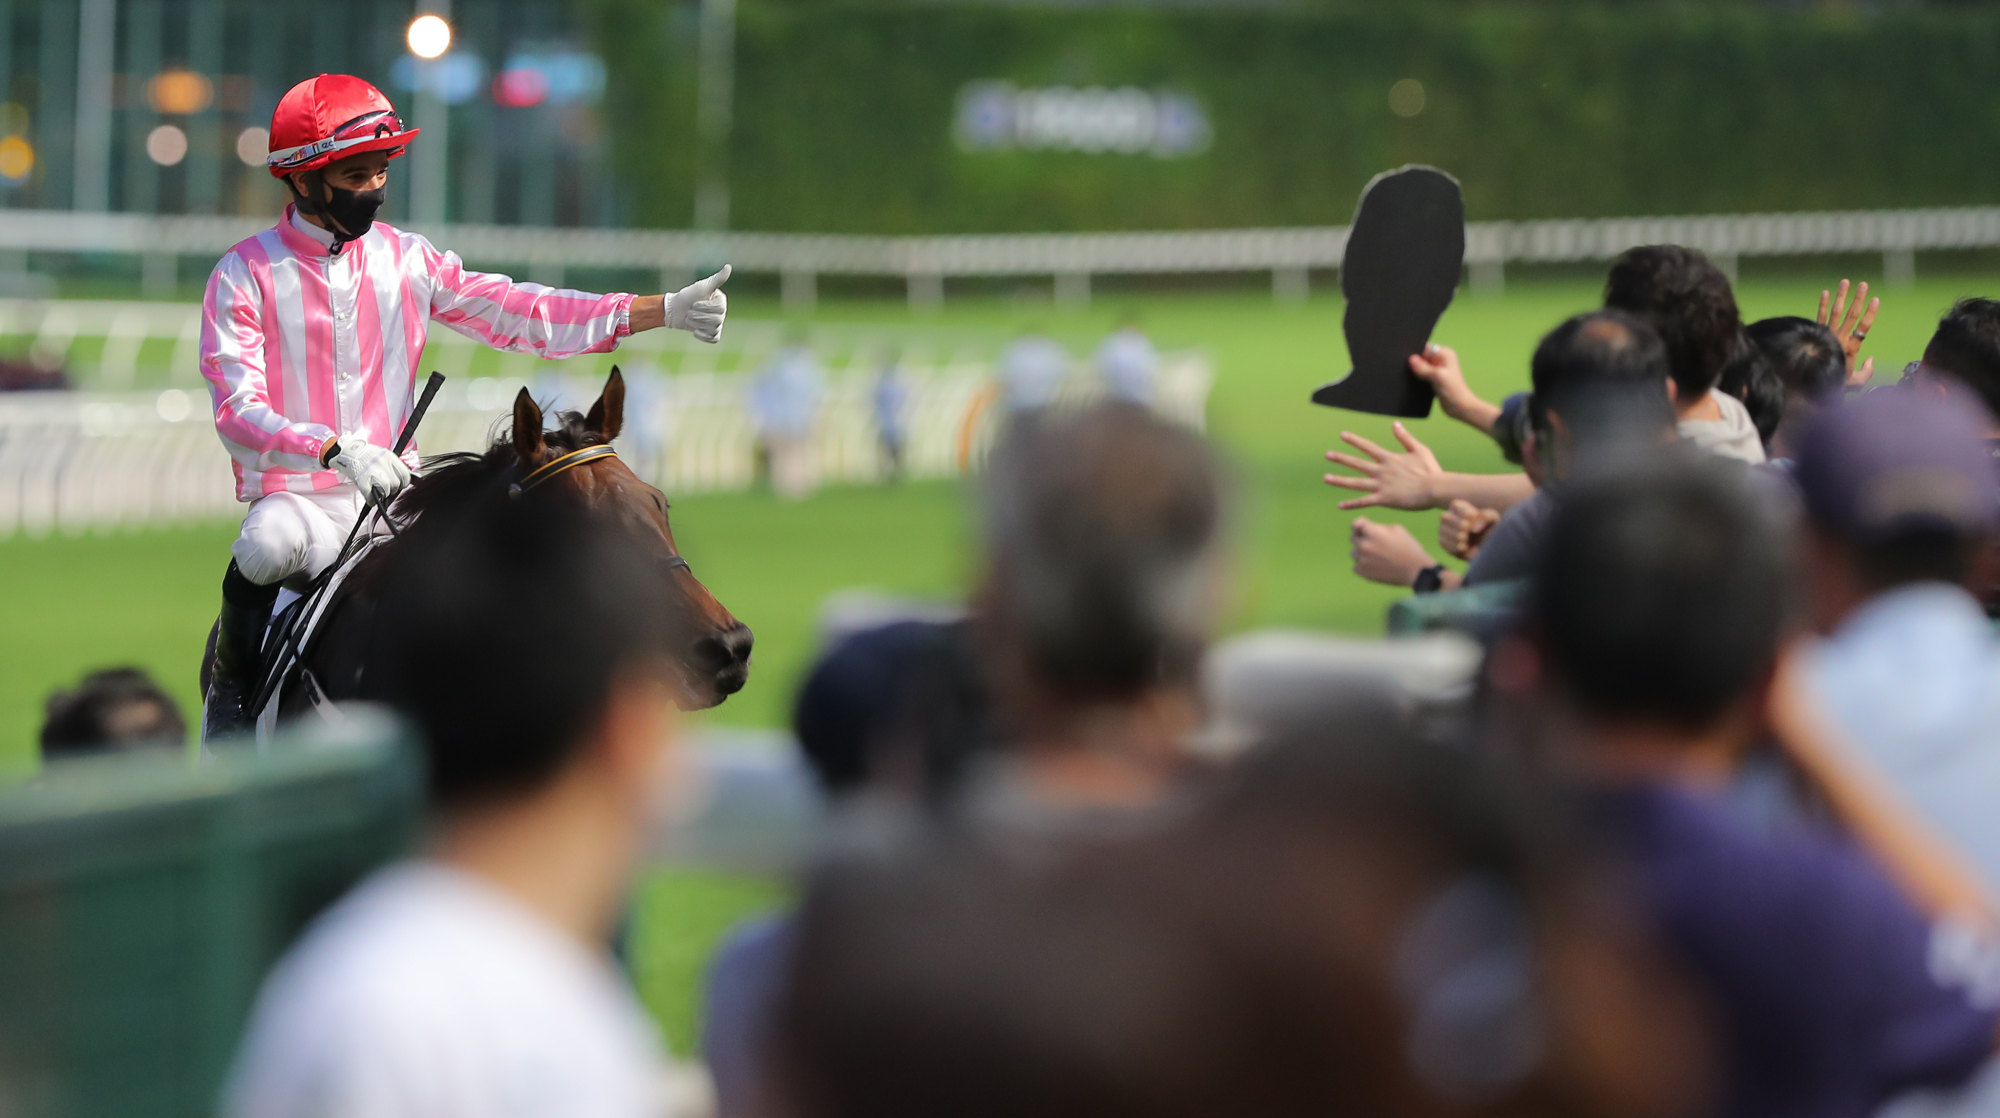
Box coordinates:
[269,367,751,722]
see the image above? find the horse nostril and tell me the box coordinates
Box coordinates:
[690,625,753,675]
[721,624,753,665]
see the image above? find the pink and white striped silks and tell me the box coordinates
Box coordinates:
[201,204,635,501]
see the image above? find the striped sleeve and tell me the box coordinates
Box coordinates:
[414,234,633,359]
[200,252,335,474]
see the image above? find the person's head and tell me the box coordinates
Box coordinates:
[364,490,684,822]
[39,668,186,761]
[1916,298,2000,426]
[1602,246,1744,400]
[1792,389,2000,631]
[267,74,417,242]
[793,620,988,801]
[774,703,1709,1118]
[1515,460,1789,752]
[1526,310,1676,481]
[976,404,1228,721]
[1744,316,1848,454]
[1716,336,1782,449]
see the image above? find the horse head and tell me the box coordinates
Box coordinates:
[508,368,752,709]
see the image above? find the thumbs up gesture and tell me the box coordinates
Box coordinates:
[666,265,732,344]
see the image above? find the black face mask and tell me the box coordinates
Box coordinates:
[293,173,386,250]
[321,182,386,243]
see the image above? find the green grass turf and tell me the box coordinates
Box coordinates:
[0,271,1978,1047]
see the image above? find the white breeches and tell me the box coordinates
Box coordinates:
[232,487,367,588]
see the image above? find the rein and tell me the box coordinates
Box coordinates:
[510,443,691,573]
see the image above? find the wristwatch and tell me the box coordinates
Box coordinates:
[1413,564,1448,595]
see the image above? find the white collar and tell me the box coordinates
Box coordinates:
[289,205,338,249]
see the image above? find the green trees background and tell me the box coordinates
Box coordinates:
[583,2,2000,232]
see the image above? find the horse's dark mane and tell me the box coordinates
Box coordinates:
[392,408,604,525]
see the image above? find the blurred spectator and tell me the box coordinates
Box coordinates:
[1502,458,2000,1118]
[872,349,910,482]
[38,667,186,761]
[224,495,687,1117]
[1349,309,1675,591]
[1797,390,2000,896]
[1743,316,1850,459]
[1903,298,2000,450]
[1716,336,1783,451]
[1094,315,1158,405]
[968,403,1229,825]
[774,700,1711,1118]
[703,618,989,1118]
[751,335,826,499]
[995,329,1071,412]
[1603,245,1766,463]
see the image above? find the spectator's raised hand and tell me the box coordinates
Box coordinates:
[1817,279,1880,387]
[1350,515,1438,587]
[1438,499,1501,561]
[1408,344,1502,433]
[1323,422,1444,511]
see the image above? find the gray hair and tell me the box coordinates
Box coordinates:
[980,403,1227,699]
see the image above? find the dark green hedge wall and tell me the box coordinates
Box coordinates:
[584,2,2000,233]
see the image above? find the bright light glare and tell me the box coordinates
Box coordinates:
[145,124,188,167]
[0,135,33,181]
[406,14,452,60]
[236,126,270,167]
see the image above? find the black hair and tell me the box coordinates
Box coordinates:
[1602,246,1745,398]
[1716,337,1783,448]
[1746,316,1847,401]
[1531,460,1788,733]
[1527,310,1676,458]
[363,490,681,810]
[39,668,186,760]
[1849,528,1979,591]
[792,620,994,800]
[1923,298,2000,422]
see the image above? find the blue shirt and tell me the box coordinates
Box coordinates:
[1590,781,1997,1118]
[1095,327,1158,405]
[702,913,795,1118]
[750,347,825,439]
[1805,584,2000,896]
[997,336,1071,411]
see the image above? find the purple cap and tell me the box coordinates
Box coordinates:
[1794,387,2000,542]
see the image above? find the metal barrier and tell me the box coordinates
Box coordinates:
[0,205,1988,307]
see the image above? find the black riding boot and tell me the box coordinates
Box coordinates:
[202,561,278,741]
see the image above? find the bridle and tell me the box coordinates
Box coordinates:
[510,444,691,573]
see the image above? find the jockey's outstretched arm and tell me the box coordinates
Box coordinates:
[422,240,731,355]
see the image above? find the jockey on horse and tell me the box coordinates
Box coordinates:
[199,73,733,740]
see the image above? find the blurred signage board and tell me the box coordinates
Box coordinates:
[955,82,1210,158]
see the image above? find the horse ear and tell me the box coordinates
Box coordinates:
[512,388,544,459]
[586,366,625,442]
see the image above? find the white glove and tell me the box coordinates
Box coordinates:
[666,265,731,344]
[328,438,413,505]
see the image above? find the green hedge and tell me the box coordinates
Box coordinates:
[584,2,2000,234]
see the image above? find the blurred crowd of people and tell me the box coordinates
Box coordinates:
[40,245,2000,1118]
[749,319,1161,498]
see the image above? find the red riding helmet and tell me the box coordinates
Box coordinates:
[266,74,420,179]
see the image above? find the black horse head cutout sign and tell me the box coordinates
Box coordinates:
[1311,166,1466,418]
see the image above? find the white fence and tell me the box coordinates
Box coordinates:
[0,205,1990,307]
[0,350,1212,539]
